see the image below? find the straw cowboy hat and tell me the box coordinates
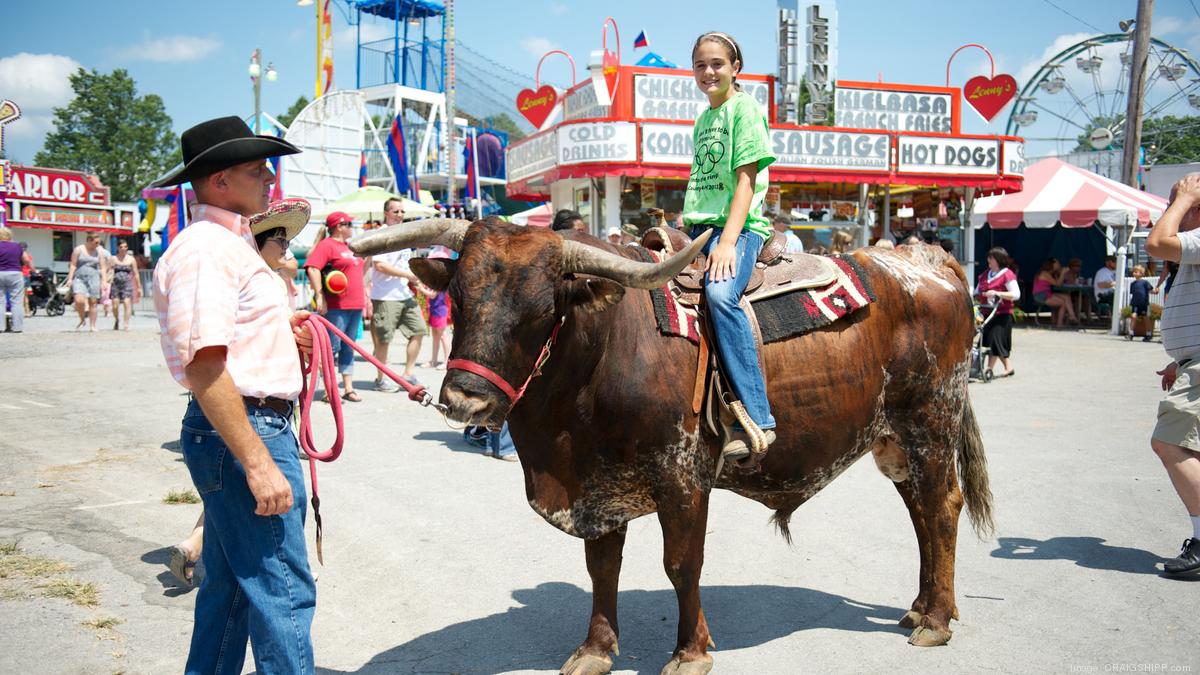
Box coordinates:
[151,116,300,188]
[249,198,311,241]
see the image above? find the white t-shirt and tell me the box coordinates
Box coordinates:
[1093,267,1116,296]
[369,249,415,301]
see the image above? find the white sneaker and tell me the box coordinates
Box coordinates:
[374,378,401,393]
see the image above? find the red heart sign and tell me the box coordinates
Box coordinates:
[963,74,1017,122]
[516,85,558,129]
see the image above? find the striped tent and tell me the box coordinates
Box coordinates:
[970,158,1168,229]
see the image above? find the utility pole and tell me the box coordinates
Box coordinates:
[443,0,456,209]
[1120,0,1153,189]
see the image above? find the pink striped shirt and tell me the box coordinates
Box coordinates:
[153,204,302,399]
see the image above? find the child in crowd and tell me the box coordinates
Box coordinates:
[1130,265,1153,342]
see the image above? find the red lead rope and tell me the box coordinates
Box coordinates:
[295,312,565,564]
[296,313,430,563]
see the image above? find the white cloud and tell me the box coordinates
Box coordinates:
[520,37,559,57]
[1013,32,1094,90]
[117,35,221,63]
[0,53,82,159]
[548,2,568,15]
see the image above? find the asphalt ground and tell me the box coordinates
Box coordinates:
[0,311,1196,674]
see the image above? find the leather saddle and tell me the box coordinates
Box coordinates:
[640,227,838,467]
[642,227,837,305]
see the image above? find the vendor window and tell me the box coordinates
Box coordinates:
[53,232,75,262]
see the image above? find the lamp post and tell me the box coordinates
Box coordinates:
[249,49,277,133]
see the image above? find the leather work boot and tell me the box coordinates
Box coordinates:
[722,429,776,463]
[1163,538,1200,576]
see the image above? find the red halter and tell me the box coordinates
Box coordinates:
[447,315,566,409]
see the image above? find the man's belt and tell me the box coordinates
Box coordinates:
[242,395,294,416]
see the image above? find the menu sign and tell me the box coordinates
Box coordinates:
[17,202,115,228]
[507,132,558,182]
[835,85,955,134]
[641,123,693,165]
[633,73,769,121]
[563,82,609,121]
[1002,140,1026,176]
[557,122,637,165]
[771,129,890,172]
[897,136,998,175]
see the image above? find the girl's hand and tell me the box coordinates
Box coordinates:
[706,242,738,282]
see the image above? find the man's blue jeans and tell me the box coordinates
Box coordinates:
[180,399,316,675]
[489,422,517,458]
[694,226,776,430]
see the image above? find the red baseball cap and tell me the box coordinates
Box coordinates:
[325,211,354,229]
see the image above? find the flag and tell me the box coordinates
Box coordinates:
[358,152,368,187]
[463,134,477,200]
[163,184,188,250]
[317,0,334,97]
[633,31,649,49]
[386,113,412,199]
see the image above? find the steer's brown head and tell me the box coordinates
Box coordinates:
[350,218,710,427]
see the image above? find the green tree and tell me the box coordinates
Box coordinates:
[482,113,526,140]
[34,68,179,202]
[277,95,310,129]
[1142,115,1200,165]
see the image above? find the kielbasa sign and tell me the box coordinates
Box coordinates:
[7,166,109,206]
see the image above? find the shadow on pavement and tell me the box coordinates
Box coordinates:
[412,430,489,456]
[314,581,907,674]
[991,536,1163,575]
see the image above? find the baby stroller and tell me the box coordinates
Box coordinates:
[969,302,998,383]
[27,267,66,316]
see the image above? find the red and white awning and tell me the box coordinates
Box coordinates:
[970,158,1167,229]
[509,202,552,228]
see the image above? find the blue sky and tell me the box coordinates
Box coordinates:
[2,0,1199,163]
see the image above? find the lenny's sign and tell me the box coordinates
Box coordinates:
[835,81,958,135]
[8,166,109,206]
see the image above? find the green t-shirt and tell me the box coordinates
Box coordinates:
[682,91,775,241]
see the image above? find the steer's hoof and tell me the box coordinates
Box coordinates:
[898,610,924,629]
[908,624,952,647]
[560,649,613,675]
[660,654,714,675]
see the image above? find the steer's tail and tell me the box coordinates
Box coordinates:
[959,396,995,538]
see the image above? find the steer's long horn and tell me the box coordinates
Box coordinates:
[348,218,471,256]
[561,229,713,289]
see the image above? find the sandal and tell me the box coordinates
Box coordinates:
[169,545,196,587]
[341,390,362,403]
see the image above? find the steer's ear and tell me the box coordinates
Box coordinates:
[410,258,457,291]
[564,277,625,313]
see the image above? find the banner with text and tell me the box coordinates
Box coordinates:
[557,122,637,165]
[771,129,890,172]
[641,122,693,165]
[633,73,769,121]
[507,132,558,182]
[897,136,999,176]
[835,84,955,134]
[1002,140,1026,176]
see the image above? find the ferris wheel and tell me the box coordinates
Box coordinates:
[1006,32,1200,157]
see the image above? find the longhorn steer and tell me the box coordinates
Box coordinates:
[351,219,993,675]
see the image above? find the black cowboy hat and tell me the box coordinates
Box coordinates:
[150,116,300,188]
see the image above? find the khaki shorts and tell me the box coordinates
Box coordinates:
[1154,360,1200,451]
[371,298,426,343]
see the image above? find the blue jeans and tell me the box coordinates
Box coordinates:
[694,226,776,430]
[180,399,316,675]
[324,308,361,374]
[489,422,517,458]
[0,271,24,333]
